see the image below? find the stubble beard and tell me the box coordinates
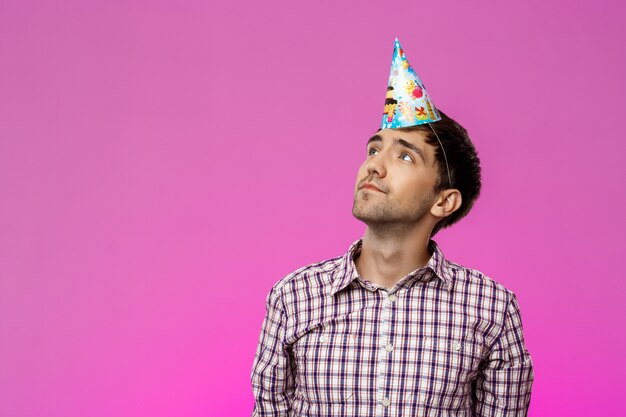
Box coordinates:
[352,189,434,227]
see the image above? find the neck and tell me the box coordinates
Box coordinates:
[354,222,433,290]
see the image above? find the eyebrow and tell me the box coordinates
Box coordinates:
[366,134,428,164]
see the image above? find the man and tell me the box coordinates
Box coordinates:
[251,39,534,417]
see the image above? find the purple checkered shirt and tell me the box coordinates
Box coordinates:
[251,237,534,416]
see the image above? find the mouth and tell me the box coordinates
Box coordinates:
[360,184,384,193]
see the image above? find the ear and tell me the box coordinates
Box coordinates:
[430,189,462,219]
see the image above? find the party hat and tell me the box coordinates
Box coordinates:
[381,38,441,129]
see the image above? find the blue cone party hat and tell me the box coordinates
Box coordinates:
[381,38,441,129]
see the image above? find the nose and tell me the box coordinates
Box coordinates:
[366,148,388,178]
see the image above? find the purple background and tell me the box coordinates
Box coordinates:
[1,1,625,416]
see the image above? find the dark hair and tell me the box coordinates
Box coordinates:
[397,110,482,237]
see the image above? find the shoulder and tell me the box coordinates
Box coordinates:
[446,259,516,305]
[445,260,524,342]
[266,254,344,304]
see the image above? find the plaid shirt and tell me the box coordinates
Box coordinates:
[251,237,534,417]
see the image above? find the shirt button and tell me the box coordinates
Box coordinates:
[388,294,397,302]
[319,336,327,343]
[382,397,391,407]
[454,343,461,351]
[385,344,394,352]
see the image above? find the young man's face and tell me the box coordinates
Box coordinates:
[352,128,440,226]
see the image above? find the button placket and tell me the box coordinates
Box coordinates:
[376,291,396,414]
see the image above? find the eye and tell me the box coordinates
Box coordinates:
[400,153,414,162]
[367,147,378,156]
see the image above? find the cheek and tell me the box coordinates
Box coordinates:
[395,174,431,198]
[356,163,368,177]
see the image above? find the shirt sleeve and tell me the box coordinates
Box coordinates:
[250,285,295,416]
[473,291,534,416]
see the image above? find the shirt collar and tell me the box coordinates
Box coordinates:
[330,237,453,296]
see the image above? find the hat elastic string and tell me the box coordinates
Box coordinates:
[427,122,453,189]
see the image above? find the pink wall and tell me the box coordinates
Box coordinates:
[1,1,625,416]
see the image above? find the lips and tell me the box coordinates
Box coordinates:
[361,182,384,192]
